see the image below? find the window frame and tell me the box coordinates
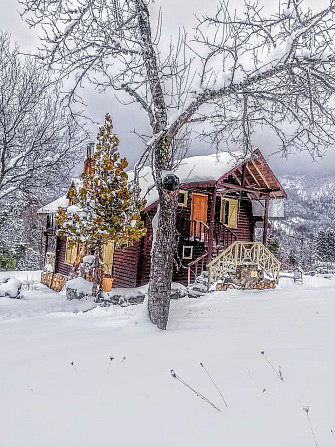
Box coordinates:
[220,197,238,228]
[178,189,188,207]
[182,245,193,260]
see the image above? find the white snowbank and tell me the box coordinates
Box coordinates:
[66,277,93,295]
[82,255,95,264]
[0,274,22,298]
[1,273,335,447]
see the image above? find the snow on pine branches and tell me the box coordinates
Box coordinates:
[56,114,146,296]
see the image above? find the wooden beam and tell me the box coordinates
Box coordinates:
[231,170,242,185]
[236,165,253,187]
[263,198,269,245]
[241,163,246,187]
[218,182,271,197]
[250,159,271,189]
[245,163,260,187]
[207,186,217,264]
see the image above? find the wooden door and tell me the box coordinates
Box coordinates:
[190,193,208,239]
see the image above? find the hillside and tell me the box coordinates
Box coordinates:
[279,174,335,231]
[267,173,335,269]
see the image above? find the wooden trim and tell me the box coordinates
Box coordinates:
[219,182,270,196]
[178,189,188,207]
[263,198,269,245]
[182,245,193,260]
[252,149,287,198]
[207,186,217,264]
[245,163,260,187]
[250,159,271,189]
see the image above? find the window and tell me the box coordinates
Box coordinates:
[65,240,78,265]
[102,241,115,275]
[178,190,188,207]
[220,198,238,228]
[182,246,193,260]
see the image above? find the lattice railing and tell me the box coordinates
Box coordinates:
[207,241,280,289]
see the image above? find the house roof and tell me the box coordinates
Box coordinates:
[39,148,286,214]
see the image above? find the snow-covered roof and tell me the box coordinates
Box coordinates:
[39,152,241,214]
[39,150,284,214]
[38,194,69,214]
[128,151,242,208]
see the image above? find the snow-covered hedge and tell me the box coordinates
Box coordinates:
[0,274,22,298]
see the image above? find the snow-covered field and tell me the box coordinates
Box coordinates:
[1,273,335,447]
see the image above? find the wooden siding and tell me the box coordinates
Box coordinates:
[234,199,253,241]
[173,186,213,284]
[112,242,140,288]
[215,195,253,242]
[137,208,156,286]
[50,186,254,288]
[55,238,71,277]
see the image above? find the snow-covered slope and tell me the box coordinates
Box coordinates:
[279,173,335,231]
[1,275,335,447]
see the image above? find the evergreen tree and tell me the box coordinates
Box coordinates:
[56,114,146,297]
[316,229,328,262]
[325,228,335,263]
[267,237,279,257]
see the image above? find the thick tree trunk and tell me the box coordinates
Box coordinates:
[148,188,178,330]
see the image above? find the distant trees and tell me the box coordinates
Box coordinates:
[0,32,84,204]
[0,31,86,269]
[316,228,335,263]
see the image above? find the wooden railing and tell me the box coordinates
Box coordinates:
[187,252,208,285]
[213,222,237,249]
[207,241,280,289]
[182,219,209,244]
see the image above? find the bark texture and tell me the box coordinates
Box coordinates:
[148,189,178,330]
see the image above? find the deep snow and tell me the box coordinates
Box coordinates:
[1,273,335,447]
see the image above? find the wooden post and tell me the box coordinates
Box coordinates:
[263,198,269,245]
[43,230,48,266]
[241,163,246,187]
[207,185,217,264]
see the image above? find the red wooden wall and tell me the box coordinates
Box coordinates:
[52,186,255,288]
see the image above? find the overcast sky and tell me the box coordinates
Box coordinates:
[1,0,335,176]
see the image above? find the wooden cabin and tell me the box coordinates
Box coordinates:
[39,148,286,291]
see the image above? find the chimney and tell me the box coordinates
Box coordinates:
[86,141,95,160]
[83,142,95,176]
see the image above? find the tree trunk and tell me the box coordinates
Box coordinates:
[148,188,178,330]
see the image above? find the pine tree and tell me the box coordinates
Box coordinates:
[267,238,279,257]
[316,229,328,263]
[325,228,335,263]
[56,114,146,297]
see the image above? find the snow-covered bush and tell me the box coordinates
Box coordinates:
[66,277,93,300]
[0,274,22,298]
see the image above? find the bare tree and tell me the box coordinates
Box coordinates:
[0,32,85,204]
[20,0,335,328]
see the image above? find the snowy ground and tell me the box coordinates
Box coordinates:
[1,273,335,447]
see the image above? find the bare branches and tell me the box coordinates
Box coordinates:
[19,0,335,166]
[0,32,86,202]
